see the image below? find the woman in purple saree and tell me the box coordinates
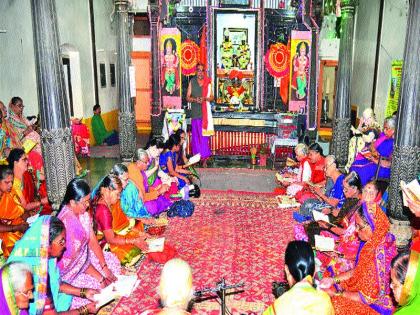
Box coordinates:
[350,116,396,185]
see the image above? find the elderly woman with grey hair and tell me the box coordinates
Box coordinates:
[350,115,396,185]
[141,258,193,315]
[0,262,34,314]
[128,149,172,217]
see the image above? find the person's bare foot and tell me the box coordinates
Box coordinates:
[202,159,208,168]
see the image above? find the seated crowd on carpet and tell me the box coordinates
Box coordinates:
[269,112,420,314]
[0,101,201,314]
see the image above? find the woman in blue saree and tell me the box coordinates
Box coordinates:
[350,116,396,185]
[7,215,97,315]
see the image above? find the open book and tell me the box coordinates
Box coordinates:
[184,153,201,167]
[401,179,420,207]
[146,237,165,253]
[315,235,335,252]
[276,195,300,209]
[275,173,295,183]
[312,210,330,223]
[94,275,140,308]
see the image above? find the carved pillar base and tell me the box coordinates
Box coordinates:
[331,117,351,168]
[389,145,420,220]
[119,111,137,161]
[41,128,75,210]
[389,217,413,249]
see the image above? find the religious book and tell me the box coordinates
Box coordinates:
[184,153,201,167]
[315,235,335,252]
[401,179,420,207]
[276,195,300,209]
[146,237,165,253]
[275,173,294,183]
[94,275,140,308]
[312,210,330,223]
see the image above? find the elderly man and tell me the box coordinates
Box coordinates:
[0,262,34,314]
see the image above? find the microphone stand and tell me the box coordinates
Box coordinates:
[194,278,245,315]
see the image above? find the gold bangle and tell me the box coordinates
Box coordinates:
[78,305,89,315]
[80,287,86,299]
[333,277,341,284]
[335,290,343,297]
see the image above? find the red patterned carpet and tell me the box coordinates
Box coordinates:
[110,190,294,314]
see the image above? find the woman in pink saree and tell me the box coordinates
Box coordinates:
[57,178,120,309]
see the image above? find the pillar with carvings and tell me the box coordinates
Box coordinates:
[388,0,420,248]
[330,0,358,167]
[116,0,136,160]
[150,4,164,136]
[31,0,75,209]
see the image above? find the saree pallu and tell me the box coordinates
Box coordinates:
[0,192,25,258]
[142,170,171,216]
[120,181,151,219]
[350,133,393,185]
[331,203,396,315]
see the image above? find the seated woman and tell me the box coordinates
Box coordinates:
[71,118,90,157]
[141,258,193,315]
[277,143,311,195]
[7,149,47,214]
[0,165,29,258]
[390,249,420,314]
[111,163,156,222]
[0,262,33,315]
[298,155,345,217]
[144,137,167,188]
[345,108,381,172]
[7,215,98,315]
[93,174,148,266]
[128,149,171,217]
[263,240,334,314]
[350,116,396,185]
[175,129,189,167]
[159,134,192,189]
[319,200,396,315]
[57,178,120,309]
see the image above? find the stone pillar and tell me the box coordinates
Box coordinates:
[330,0,358,167]
[116,0,136,161]
[150,4,164,136]
[31,0,75,209]
[388,0,420,248]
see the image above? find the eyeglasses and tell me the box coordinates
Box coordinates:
[355,221,370,231]
[53,237,66,247]
[15,104,24,108]
[78,198,90,207]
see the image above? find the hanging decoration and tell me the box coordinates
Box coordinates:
[288,30,312,113]
[160,28,182,109]
[265,42,290,105]
[265,42,290,78]
[181,39,200,76]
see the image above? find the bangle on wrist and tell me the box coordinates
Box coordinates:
[80,287,87,298]
[333,277,341,284]
[100,276,105,284]
[78,305,89,315]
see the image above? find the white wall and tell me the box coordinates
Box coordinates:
[0,0,38,115]
[351,0,409,125]
[0,0,118,118]
[351,0,380,118]
[374,0,408,124]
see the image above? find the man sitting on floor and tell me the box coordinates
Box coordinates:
[91,104,119,146]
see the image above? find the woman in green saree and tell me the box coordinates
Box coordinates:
[391,247,420,314]
[7,215,97,315]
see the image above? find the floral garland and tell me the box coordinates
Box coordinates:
[180,39,200,76]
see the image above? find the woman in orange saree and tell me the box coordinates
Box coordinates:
[319,201,396,315]
[0,166,28,258]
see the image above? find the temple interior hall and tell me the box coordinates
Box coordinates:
[0,0,419,314]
